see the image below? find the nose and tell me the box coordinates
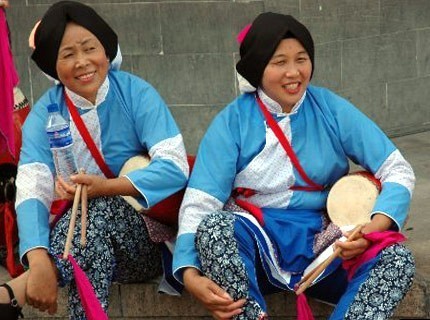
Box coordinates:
[285,69,300,77]
[75,53,89,68]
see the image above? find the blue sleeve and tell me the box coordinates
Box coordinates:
[15,91,59,263]
[116,75,189,208]
[317,88,415,229]
[173,104,242,280]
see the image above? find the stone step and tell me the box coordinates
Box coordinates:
[17,272,428,319]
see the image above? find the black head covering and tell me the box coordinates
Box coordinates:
[31,1,118,80]
[236,12,314,88]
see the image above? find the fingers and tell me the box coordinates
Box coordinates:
[27,296,57,314]
[55,176,77,200]
[185,274,246,318]
[48,301,58,315]
[208,281,232,301]
[336,237,371,259]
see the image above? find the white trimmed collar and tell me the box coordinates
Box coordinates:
[257,87,306,116]
[65,77,109,110]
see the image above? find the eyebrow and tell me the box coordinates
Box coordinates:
[58,37,96,53]
[271,50,308,59]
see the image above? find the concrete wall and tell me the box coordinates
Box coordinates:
[6,0,430,154]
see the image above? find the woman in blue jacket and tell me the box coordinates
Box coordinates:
[173,12,415,320]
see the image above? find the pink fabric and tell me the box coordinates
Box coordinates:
[342,231,406,280]
[68,255,108,320]
[296,293,315,320]
[236,23,252,44]
[0,9,19,158]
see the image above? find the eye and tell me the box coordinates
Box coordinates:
[272,60,285,66]
[297,56,308,63]
[61,53,73,59]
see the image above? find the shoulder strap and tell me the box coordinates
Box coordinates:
[64,92,115,179]
[255,94,324,191]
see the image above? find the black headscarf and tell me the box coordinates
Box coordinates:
[31,1,118,80]
[236,12,314,89]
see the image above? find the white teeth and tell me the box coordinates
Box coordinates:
[78,72,95,80]
[284,83,298,90]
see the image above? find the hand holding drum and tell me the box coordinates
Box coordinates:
[295,171,381,295]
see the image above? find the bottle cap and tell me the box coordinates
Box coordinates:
[47,103,59,113]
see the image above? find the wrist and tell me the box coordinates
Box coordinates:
[183,268,202,284]
[363,214,393,234]
[27,248,51,267]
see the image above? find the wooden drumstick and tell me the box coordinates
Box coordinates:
[63,183,82,260]
[295,224,364,295]
[80,184,88,247]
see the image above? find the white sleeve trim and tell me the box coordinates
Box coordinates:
[375,149,415,197]
[178,187,224,236]
[15,162,54,209]
[149,134,189,178]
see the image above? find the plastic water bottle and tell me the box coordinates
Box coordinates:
[46,103,78,183]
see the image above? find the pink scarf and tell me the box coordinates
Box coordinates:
[342,231,406,280]
[68,255,108,320]
[296,231,406,320]
[0,9,19,158]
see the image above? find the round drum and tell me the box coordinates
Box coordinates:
[327,171,381,228]
[119,154,150,212]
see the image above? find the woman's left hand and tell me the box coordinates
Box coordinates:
[335,234,371,260]
[335,213,394,260]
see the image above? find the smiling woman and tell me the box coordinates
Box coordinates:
[173,12,416,320]
[55,23,110,104]
[0,1,189,319]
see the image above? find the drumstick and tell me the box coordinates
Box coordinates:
[80,184,88,247]
[295,224,364,295]
[63,183,82,260]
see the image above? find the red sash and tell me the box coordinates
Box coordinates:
[233,95,324,225]
[50,92,114,218]
[54,91,192,227]
[65,93,115,179]
[255,95,324,191]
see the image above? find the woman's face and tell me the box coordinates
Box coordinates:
[56,22,109,104]
[261,38,312,112]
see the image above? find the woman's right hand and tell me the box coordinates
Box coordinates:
[183,268,246,320]
[26,249,58,315]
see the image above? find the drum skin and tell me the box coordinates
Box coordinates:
[327,171,381,228]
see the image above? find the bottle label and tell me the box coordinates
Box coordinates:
[47,127,73,149]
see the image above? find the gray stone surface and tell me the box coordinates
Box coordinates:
[133,53,236,106]
[5,0,430,137]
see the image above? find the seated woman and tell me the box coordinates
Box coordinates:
[0,1,189,319]
[173,12,416,320]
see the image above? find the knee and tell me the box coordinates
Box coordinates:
[195,211,235,251]
[381,244,416,283]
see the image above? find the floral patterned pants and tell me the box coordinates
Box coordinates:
[49,196,162,320]
[196,211,415,320]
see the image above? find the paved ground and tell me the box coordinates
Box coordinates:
[393,130,430,281]
[1,130,429,319]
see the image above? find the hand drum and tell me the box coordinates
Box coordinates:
[326,171,381,228]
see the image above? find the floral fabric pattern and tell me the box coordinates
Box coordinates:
[49,196,162,320]
[196,211,265,320]
[345,244,415,320]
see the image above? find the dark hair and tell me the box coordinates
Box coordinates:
[236,12,314,88]
[31,1,117,80]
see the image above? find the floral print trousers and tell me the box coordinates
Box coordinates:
[196,211,415,320]
[49,196,162,320]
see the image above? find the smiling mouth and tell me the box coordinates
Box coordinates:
[283,83,299,90]
[77,71,95,81]
[283,82,300,94]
